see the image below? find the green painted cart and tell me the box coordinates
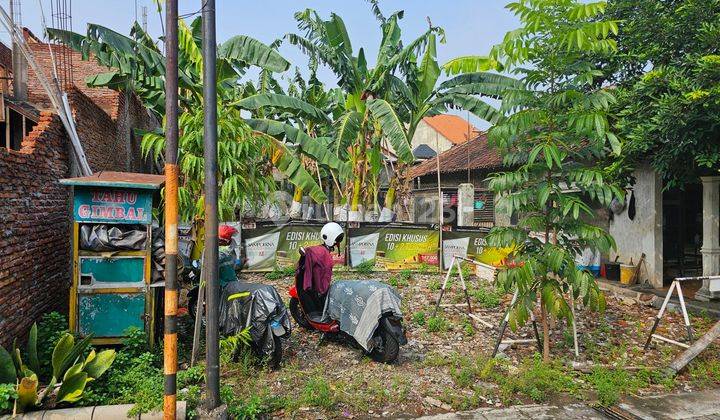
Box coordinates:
[61,171,165,345]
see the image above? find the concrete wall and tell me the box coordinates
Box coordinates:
[411,120,455,154]
[609,164,663,288]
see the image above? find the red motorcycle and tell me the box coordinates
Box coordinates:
[288,247,407,363]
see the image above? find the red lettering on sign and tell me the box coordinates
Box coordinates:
[126,192,137,204]
[136,207,145,220]
[78,204,91,218]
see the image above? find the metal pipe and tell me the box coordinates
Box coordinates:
[202,0,221,409]
[162,0,179,418]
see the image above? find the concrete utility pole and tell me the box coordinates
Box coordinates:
[162,0,179,419]
[202,0,221,411]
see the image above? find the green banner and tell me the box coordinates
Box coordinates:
[348,225,439,270]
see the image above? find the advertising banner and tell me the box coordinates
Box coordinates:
[442,230,510,270]
[348,225,439,270]
[243,223,346,271]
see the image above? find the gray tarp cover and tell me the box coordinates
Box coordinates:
[80,224,147,251]
[220,281,291,357]
[323,280,403,351]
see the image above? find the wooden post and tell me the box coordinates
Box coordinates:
[669,321,720,374]
[435,131,444,270]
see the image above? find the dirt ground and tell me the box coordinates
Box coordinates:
[211,269,720,418]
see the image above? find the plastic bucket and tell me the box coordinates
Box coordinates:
[619,264,635,285]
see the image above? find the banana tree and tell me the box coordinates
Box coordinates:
[48,18,329,221]
[288,8,436,220]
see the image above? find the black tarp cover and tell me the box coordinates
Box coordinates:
[80,224,147,251]
[220,281,291,357]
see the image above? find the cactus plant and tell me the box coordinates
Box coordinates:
[0,323,116,412]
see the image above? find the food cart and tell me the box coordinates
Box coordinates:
[60,171,165,345]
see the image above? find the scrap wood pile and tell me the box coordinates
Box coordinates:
[217,270,720,418]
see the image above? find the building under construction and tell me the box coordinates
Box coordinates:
[0,25,158,346]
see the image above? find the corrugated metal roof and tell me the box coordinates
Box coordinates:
[410,132,502,178]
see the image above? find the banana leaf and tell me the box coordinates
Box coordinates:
[366,99,413,163]
[267,139,327,203]
[247,119,349,180]
[219,35,290,73]
[236,94,330,123]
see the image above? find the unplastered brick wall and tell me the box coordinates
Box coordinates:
[0,112,70,347]
[24,37,158,173]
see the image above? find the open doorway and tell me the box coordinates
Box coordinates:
[662,183,703,291]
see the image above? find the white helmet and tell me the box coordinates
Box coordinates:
[320,222,344,248]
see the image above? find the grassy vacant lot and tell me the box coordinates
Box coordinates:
[209,267,720,418]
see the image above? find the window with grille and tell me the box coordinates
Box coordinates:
[473,190,495,224]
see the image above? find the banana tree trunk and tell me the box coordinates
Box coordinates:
[379,187,396,222]
[289,187,303,219]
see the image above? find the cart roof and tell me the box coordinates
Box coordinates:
[60,171,165,190]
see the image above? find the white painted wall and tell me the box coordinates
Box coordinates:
[411,120,455,154]
[609,164,663,288]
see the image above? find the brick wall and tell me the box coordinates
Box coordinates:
[0,112,71,346]
[0,37,158,346]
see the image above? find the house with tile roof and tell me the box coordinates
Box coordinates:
[408,132,510,228]
[411,114,477,158]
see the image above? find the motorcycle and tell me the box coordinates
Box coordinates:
[288,248,407,363]
[184,233,290,369]
[220,281,291,369]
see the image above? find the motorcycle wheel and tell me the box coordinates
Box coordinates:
[369,323,399,363]
[289,298,312,330]
[249,335,283,370]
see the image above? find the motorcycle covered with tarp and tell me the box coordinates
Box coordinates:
[288,223,407,363]
[220,281,291,369]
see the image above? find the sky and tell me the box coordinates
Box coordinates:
[12,0,520,127]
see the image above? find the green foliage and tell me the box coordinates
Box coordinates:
[500,354,577,403]
[355,259,375,275]
[426,316,449,333]
[585,366,657,406]
[428,278,441,292]
[0,383,17,413]
[412,311,426,326]
[265,265,296,280]
[594,0,720,188]
[37,312,68,381]
[482,0,620,357]
[387,272,410,288]
[300,376,335,409]
[51,18,328,222]
[470,284,501,308]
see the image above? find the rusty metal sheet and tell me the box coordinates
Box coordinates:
[60,171,165,190]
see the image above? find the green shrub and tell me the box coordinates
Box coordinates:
[462,318,475,336]
[355,260,375,275]
[388,274,409,288]
[428,279,441,291]
[501,354,577,403]
[586,366,660,406]
[470,285,501,308]
[0,383,17,414]
[412,311,426,326]
[37,312,68,380]
[300,376,335,409]
[426,316,449,333]
[265,266,295,280]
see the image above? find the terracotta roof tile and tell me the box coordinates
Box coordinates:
[422,114,478,145]
[410,132,503,178]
